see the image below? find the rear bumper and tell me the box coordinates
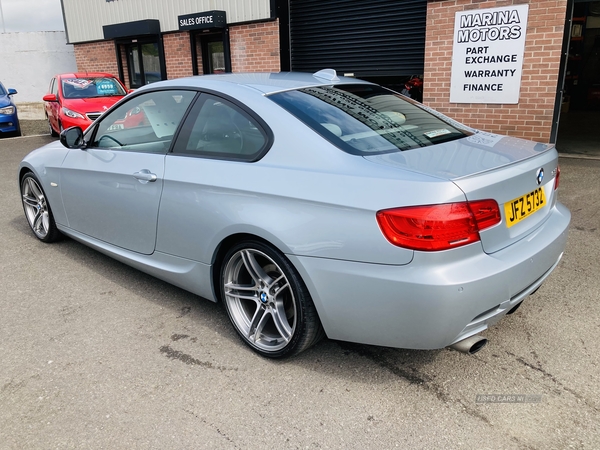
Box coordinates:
[288,202,570,350]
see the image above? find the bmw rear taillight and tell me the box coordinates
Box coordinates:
[554,165,561,190]
[376,200,501,251]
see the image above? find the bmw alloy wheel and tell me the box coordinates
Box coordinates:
[20,173,61,242]
[221,241,323,357]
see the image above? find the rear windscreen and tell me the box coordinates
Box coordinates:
[269,84,471,155]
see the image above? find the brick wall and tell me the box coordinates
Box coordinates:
[74,20,280,87]
[425,0,567,142]
[230,19,280,72]
[74,41,119,76]
[163,32,194,79]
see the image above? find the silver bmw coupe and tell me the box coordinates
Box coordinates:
[19,70,570,358]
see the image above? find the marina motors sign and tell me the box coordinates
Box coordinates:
[450,5,529,104]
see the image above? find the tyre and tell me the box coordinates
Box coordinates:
[48,116,58,137]
[220,240,324,358]
[20,172,62,243]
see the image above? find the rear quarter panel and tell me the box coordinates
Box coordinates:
[156,93,468,265]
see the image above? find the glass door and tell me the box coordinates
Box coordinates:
[207,40,225,74]
[126,42,162,87]
[141,43,161,83]
[127,45,142,87]
[194,32,230,75]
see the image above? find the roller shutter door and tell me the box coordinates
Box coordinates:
[289,0,427,77]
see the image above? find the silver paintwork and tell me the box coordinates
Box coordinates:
[288,203,569,349]
[60,148,165,254]
[18,72,571,350]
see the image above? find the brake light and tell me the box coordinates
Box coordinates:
[376,200,500,251]
[554,165,561,190]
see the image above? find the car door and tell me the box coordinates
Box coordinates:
[59,89,197,254]
[46,77,60,131]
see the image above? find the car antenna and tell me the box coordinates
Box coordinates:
[313,69,339,82]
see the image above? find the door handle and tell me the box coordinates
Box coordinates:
[133,169,157,182]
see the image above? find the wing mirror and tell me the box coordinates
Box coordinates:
[60,127,86,149]
[43,94,58,102]
[8,88,17,96]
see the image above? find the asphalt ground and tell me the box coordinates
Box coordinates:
[20,121,48,137]
[0,135,599,449]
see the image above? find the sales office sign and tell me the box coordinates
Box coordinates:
[450,4,529,104]
[178,10,226,31]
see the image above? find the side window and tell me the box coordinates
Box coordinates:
[50,78,57,95]
[173,94,269,161]
[91,90,196,153]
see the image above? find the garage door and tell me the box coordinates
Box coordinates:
[289,0,427,77]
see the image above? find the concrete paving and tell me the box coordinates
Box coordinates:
[0,136,599,449]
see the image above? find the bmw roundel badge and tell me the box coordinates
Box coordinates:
[536,168,544,185]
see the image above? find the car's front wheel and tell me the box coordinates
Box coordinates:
[48,116,58,137]
[220,240,324,358]
[20,173,62,242]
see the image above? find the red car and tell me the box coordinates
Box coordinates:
[43,73,128,136]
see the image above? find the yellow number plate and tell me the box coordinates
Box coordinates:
[504,187,546,228]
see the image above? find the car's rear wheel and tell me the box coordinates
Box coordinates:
[220,240,323,358]
[20,173,62,242]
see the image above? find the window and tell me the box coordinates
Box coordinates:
[50,78,58,96]
[91,90,196,154]
[61,77,126,99]
[269,84,471,155]
[174,95,269,161]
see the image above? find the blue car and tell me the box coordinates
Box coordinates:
[0,81,21,138]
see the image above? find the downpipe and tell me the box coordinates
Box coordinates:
[449,335,488,354]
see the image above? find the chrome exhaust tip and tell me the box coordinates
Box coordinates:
[449,335,488,354]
